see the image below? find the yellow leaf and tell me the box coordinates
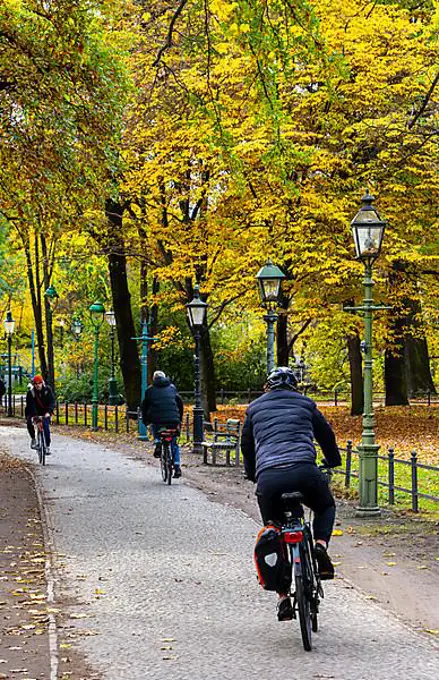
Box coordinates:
[332,529,343,536]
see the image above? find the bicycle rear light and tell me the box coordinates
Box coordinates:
[283,531,303,544]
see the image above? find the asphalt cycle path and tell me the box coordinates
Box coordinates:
[1,425,438,680]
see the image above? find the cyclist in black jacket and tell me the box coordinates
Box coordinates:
[241,366,341,621]
[25,375,55,454]
[141,371,184,478]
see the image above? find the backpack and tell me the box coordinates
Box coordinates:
[254,524,291,592]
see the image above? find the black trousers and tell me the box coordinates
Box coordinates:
[256,464,336,544]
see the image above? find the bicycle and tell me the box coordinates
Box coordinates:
[32,415,49,466]
[280,490,324,651]
[158,427,177,485]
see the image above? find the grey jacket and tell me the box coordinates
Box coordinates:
[241,388,341,480]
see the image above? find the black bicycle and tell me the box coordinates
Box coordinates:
[33,416,48,466]
[280,491,324,651]
[158,428,177,485]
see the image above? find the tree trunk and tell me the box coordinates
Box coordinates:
[106,199,141,411]
[347,331,363,415]
[385,347,409,405]
[276,302,289,366]
[40,234,55,391]
[23,235,48,380]
[405,335,436,396]
[200,325,216,417]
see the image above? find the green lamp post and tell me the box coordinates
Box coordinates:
[105,310,118,405]
[349,190,386,516]
[72,318,82,379]
[256,260,286,374]
[44,283,59,390]
[89,301,105,430]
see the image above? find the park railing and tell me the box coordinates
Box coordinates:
[2,398,438,512]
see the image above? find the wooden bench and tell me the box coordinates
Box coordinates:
[202,418,242,466]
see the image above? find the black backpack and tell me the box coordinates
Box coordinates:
[254,524,291,592]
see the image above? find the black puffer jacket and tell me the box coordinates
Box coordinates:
[25,385,55,417]
[241,387,341,481]
[141,375,183,426]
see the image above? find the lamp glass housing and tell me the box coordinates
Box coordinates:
[186,287,208,331]
[105,310,116,327]
[3,311,15,336]
[255,260,286,305]
[351,191,386,262]
[72,319,82,336]
[89,301,106,328]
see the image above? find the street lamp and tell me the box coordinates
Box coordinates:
[186,285,208,454]
[349,189,386,516]
[3,311,15,417]
[255,259,286,374]
[72,318,82,378]
[44,284,59,389]
[105,310,118,405]
[89,301,105,430]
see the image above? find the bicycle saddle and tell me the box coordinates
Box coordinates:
[281,492,304,503]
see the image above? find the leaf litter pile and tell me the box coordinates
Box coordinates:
[0,453,50,680]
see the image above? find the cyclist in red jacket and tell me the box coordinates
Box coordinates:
[25,375,55,455]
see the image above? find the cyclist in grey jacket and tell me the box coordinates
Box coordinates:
[241,366,341,621]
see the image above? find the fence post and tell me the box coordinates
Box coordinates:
[104,404,108,431]
[75,402,78,425]
[388,448,395,505]
[126,408,130,433]
[84,401,87,427]
[56,401,60,425]
[65,402,69,427]
[185,411,190,441]
[334,389,338,407]
[213,417,218,442]
[115,405,119,433]
[345,440,352,488]
[411,451,419,513]
[20,396,24,418]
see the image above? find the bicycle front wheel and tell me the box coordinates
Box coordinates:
[38,429,46,466]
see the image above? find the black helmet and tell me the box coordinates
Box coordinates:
[266,366,298,390]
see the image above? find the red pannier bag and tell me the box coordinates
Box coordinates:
[254,524,291,592]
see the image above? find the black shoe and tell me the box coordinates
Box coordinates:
[314,543,335,580]
[277,597,294,621]
[173,466,182,479]
[153,444,161,458]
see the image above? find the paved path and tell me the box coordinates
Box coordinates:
[1,425,438,680]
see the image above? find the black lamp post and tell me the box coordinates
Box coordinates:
[255,260,286,374]
[105,310,118,405]
[72,319,82,378]
[186,286,208,454]
[3,311,15,417]
[348,189,386,516]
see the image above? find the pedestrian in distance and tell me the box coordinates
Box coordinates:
[25,375,55,455]
[241,366,341,622]
[141,370,184,478]
[0,375,5,407]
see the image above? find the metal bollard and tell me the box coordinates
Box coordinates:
[411,451,419,513]
[388,448,395,505]
[345,440,352,488]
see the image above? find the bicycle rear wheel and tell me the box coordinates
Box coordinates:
[160,442,172,485]
[294,545,312,651]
